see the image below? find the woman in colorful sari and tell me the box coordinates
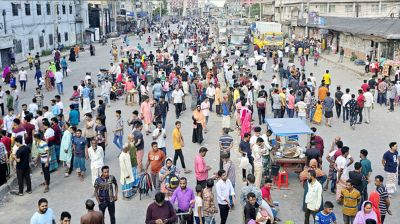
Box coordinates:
[45,70,52,91]
[192,105,206,144]
[159,157,180,199]
[353,201,378,224]
[240,102,252,139]
[127,135,139,187]
[2,65,11,83]
[59,123,73,177]
[140,96,153,135]
[312,100,323,124]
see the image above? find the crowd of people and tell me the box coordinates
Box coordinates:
[0,15,399,224]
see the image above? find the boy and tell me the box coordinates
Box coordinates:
[315,201,337,224]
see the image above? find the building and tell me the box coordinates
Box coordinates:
[0,0,89,68]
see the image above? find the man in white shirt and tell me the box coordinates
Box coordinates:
[152,121,167,157]
[363,88,374,124]
[178,51,185,67]
[28,98,39,117]
[341,88,351,122]
[171,86,184,119]
[18,67,28,92]
[54,69,64,95]
[206,83,216,112]
[304,170,322,223]
[215,169,235,224]
[87,139,104,186]
[0,86,5,116]
[3,109,16,134]
[101,78,112,106]
[55,95,64,115]
[335,146,351,201]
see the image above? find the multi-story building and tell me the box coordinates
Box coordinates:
[0,0,89,68]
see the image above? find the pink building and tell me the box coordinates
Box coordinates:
[241,0,255,6]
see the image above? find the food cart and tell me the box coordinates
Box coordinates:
[266,118,312,174]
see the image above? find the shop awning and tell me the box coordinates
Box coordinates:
[265,118,313,137]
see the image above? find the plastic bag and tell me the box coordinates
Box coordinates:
[239,156,250,169]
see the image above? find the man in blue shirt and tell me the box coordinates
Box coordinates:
[68,104,80,126]
[315,201,337,224]
[72,129,87,180]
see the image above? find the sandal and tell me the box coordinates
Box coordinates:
[44,187,49,193]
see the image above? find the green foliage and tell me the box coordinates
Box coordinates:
[41,50,52,56]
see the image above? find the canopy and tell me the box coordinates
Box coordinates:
[265,118,313,137]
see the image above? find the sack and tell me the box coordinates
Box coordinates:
[239,156,250,169]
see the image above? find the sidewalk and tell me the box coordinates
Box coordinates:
[320,52,367,77]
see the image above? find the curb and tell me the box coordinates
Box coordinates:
[320,55,366,77]
[0,174,17,200]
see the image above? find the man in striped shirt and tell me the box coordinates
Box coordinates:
[218,128,233,170]
[375,175,391,223]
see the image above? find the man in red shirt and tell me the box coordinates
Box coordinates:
[261,179,280,220]
[22,115,35,148]
[361,80,369,93]
[0,130,11,155]
[356,89,365,124]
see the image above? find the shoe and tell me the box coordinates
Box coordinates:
[44,187,49,193]
[26,191,32,194]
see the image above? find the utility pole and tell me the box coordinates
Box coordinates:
[113,0,117,32]
[53,1,59,48]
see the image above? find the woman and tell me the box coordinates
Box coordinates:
[2,65,11,83]
[59,123,73,177]
[369,191,382,224]
[119,143,135,199]
[45,70,52,91]
[299,159,326,185]
[159,157,180,199]
[192,105,206,144]
[69,48,76,62]
[312,100,323,124]
[240,103,252,139]
[140,96,153,135]
[127,135,139,187]
[353,201,378,224]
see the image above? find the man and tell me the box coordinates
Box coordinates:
[239,133,254,181]
[360,149,372,200]
[345,94,358,128]
[146,142,166,192]
[172,121,191,173]
[304,170,323,224]
[323,92,334,127]
[377,78,388,106]
[322,70,331,89]
[195,147,212,188]
[133,121,145,172]
[94,166,118,224]
[14,136,32,196]
[80,199,104,224]
[315,201,337,224]
[306,141,322,165]
[334,86,343,118]
[215,169,235,224]
[3,109,15,134]
[170,177,195,224]
[18,67,28,91]
[218,128,233,170]
[72,129,87,180]
[244,192,270,224]
[375,175,391,223]
[88,139,105,187]
[240,174,263,207]
[361,87,373,124]
[335,146,351,201]
[112,110,124,151]
[30,198,55,224]
[348,162,365,200]
[338,47,344,63]
[382,142,398,194]
[152,121,167,157]
[171,85,184,118]
[33,133,51,193]
[340,180,361,224]
[156,96,169,128]
[146,192,177,224]
[356,89,365,123]
[0,85,5,116]
[60,211,71,224]
[55,68,64,95]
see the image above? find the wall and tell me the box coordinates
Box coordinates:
[339,33,371,59]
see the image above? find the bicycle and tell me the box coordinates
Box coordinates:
[175,209,192,224]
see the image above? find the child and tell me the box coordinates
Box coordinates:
[315,201,337,224]
[194,185,204,224]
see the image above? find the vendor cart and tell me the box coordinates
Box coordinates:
[266,118,313,174]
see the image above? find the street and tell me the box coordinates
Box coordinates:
[0,27,400,224]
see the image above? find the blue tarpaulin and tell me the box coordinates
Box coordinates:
[265,118,313,137]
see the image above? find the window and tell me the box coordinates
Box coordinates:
[64,32,69,41]
[11,3,19,16]
[37,4,42,15]
[69,5,73,14]
[62,5,66,14]
[329,5,335,13]
[381,4,387,12]
[345,5,353,13]
[39,35,44,48]
[56,4,59,15]
[25,3,31,15]
[319,4,327,13]
[15,40,22,53]
[371,4,379,12]
[28,38,34,50]
[49,34,53,45]
[46,3,51,15]
[57,33,61,43]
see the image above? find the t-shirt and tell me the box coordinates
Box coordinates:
[152,128,166,148]
[377,185,389,215]
[341,189,361,216]
[239,140,252,158]
[335,155,349,180]
[72,136,87,157]
[383,150,398,173]
[172,128,183,150]
[193,196,203,217]
[315,211,336,224]
[30,208,55,224]
[133,130,144,150]
[296,101,307,117]
[148,150,165,174]
[171,89,184,103]
[219,134,233,153]
[94,175,117,202]
[323,97,334,112]
[323,73,331,85]
[305,148,321,164]
[16,145,31,169]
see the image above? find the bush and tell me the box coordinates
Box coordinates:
[41,50,52,56]
[350,52,357,61]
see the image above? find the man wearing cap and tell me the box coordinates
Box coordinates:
[195,147,212,188]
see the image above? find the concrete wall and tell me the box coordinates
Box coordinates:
[339,33,371,60]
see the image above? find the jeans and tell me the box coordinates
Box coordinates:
[335,103,341,118]
[257,108,266,124]
[150,173,161,192]
[113,134,123,151]
[304,208,317,224]
[194,217,205,224]
[287,108,294,118]
[0,103,4,116]
[41,163,50,185]
[20,80,26,91]
[216,104,221,115]
[173,149,186,169]
[204,216,215,224]
[99,201,116,224]
[208,98,214,112]
[17,168,32,194]
[175,103,182,118]
[309,108,315,122]
[218,204,230,224]
[378,92,387,105]
[343,214,355,224]
[273,109,280,118]
[62,67,68,76]
[56,82,64,94]
[390,98,395,111]
[358,107,363,122]
[161,113,167,128]
[342,107,349,122]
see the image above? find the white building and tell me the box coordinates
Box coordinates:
[0,0,89,68]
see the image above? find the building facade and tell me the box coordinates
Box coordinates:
[0,0,89,68]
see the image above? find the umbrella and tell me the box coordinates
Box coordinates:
[122,46,138,52]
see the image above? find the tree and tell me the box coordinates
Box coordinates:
[250,3,260,18]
